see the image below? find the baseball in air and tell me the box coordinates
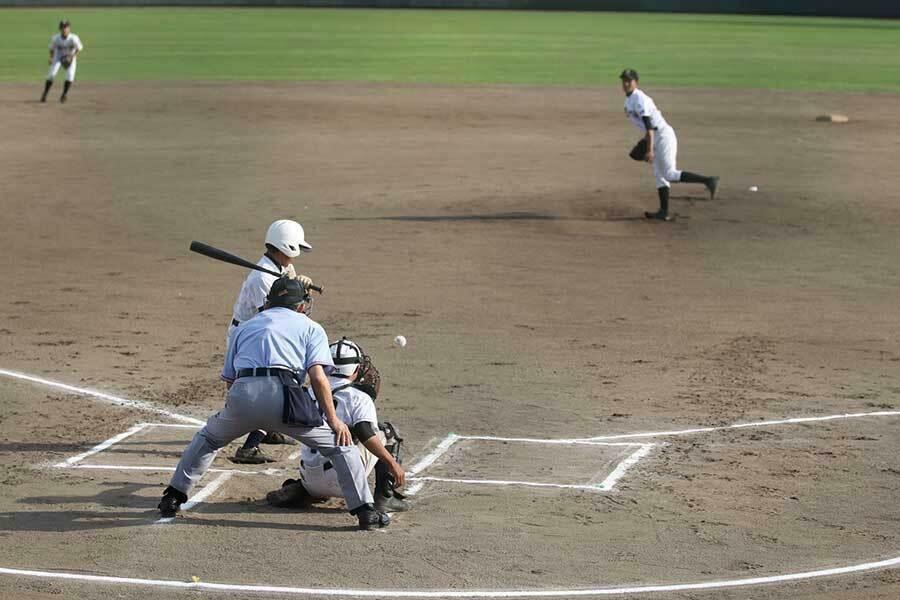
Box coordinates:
[393,335,407,348]
[749,186,759,192]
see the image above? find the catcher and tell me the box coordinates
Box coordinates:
[267,337,409,513]
[41,20,83,104]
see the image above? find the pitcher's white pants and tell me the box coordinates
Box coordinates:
[653,126,681,189]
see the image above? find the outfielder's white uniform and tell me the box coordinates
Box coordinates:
[227,254,286,341]
[47,33,83,82]
[300,377,381,499]
[624,89,680,189]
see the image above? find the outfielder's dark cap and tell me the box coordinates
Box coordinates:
[619,69,639,81]
[267,276,308,308]
[59,20,70,28]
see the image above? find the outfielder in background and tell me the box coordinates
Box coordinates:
[41,20,83,104]
[229,219,315,464]
[266,337,409,513]
[621,69,720,221]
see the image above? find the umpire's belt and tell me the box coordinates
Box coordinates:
[236,367,293,378]
[232,318,240,327]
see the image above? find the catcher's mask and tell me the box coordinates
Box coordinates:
[330,337,363,379]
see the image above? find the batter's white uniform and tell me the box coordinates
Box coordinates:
[227,254,285,341]
[300,377,381,499]
[47,33,83,82]
[624,89,681,189]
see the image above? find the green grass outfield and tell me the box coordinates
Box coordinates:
[1,8,898,91]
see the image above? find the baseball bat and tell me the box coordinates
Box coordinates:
[189,241,324,294]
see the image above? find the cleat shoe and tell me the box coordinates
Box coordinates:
[356,507,391,530]
[266,479,314,509]
[60,95,67,104]
[706,176,720,200]
[374,494,410,513]
[644,210,673,221]
[260,431,298,445]
[231,446,276,464]
[158,486,187,518]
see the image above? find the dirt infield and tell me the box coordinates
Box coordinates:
[0,82,899,599]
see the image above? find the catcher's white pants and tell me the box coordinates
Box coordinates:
[652,126,681,189]
[47,59,77,83]
[300,433,383,499]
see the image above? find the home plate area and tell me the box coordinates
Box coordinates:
[52,423,655,517]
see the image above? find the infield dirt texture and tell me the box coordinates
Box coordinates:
[1,8,899,600]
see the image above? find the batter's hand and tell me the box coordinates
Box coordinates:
[328,416,352,446]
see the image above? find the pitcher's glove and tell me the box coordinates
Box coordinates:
[629,138,648,161]
[354,351,381,400]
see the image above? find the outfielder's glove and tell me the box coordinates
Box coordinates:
[60,58,72,69]
[629,138,648,161]
[354,351,381,400]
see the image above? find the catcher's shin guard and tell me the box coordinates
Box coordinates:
[374,461,410,512]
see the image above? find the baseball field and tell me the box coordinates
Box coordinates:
[1,7,899,600]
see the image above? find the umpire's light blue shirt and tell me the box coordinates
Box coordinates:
[222,307,333,382]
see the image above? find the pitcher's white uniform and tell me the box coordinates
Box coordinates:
[301,377,381,499]
[48,32,83,82]
[624,89,680,189]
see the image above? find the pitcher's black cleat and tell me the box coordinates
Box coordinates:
[644,210,673,221]
[707,176,720,200]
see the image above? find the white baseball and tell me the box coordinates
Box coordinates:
[393,335,407,348]
[749,186,759,192]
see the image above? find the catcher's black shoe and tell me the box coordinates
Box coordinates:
[706,176,720,200]
[644,210,673,221]
[158,486,187,518]
[375,493,410,513]
[260,431,298,445]
[356,506,391,531]
[266,479,314,509]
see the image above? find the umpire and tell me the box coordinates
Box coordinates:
[158,277,390,530]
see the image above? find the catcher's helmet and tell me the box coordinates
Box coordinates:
[330,337,363,378]
[265,219,312,258]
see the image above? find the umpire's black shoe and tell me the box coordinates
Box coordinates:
[158,486,188,518]
[644,210,673,221]
[354,505,391,530]
[707,176,720,199]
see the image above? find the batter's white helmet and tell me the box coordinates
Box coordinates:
[330,337,363,378]
[265,219,312,258]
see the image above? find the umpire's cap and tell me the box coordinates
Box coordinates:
[266,276,310,308]
[619,68,639,81]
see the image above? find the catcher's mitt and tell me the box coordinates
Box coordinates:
[629,138,648,161]
[353,351,381,400]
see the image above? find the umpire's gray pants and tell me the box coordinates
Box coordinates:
[168,376,373,512]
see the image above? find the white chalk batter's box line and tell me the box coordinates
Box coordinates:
[52,424,656,507]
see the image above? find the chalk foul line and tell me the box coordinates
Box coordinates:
[1,554,899,597]
[0,368,203,425]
